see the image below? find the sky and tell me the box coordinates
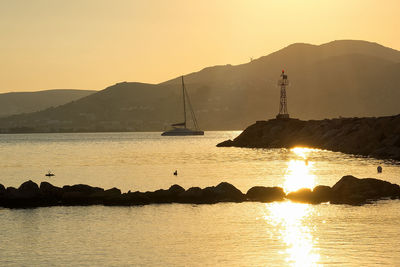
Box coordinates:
[1,0,399,92]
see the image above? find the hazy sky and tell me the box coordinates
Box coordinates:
[1,0,399,92]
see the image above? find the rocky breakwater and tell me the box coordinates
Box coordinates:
[217,115,400,160]
[0,176,399,208]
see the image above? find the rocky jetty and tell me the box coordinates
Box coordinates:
[217,115,400,160]
[0,176,399,208]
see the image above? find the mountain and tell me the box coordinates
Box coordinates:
[0,40,399,132]
[0,89,96,118]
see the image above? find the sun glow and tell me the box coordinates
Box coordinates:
[282,147,317,193]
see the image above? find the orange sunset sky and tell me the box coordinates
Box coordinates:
[1,0,399,92]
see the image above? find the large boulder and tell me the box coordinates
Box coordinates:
[178,187,203,203]
[143,184,185,203]
[40,181,63,200]
[62,184,104,195]
[145,189,171,203]
[88,187,122,204]
[18,180,40,199]
[0,184,5,198]
[0,184,5,207]
[61,191,91,205]
[121,191,151,205]
[246,186,285,202]
[286,188,313,203]
[312,185,333,203]
[201,182,245,203]
[215,182,244,201]
[331,175,400,204]
[168,184,185,195]
[60,184,105,205]
[286,186,332,204]
[0,181,41,207]
[5,187,18,197]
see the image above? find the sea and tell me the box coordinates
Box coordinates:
[0,131,399,266]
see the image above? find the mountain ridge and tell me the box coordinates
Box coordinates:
[0,39,399,132]
[0,89,96,118]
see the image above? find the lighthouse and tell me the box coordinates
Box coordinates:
[276,70,290,119]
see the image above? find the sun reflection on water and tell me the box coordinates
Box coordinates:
[283,147,317,193]
[265,202,320,266]
[263,147,320,266]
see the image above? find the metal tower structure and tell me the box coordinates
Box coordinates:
[276,70,290,119]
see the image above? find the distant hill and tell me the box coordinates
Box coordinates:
[0,40,399,132]
[0,89,96,117]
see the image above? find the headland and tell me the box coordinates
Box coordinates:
[217,115,400,161]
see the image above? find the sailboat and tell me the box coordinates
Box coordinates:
[161,76,204,136]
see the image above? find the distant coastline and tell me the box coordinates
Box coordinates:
[217,114,400,161]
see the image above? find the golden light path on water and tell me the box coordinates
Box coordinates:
[264,147,321,266]
[284,147,318,193]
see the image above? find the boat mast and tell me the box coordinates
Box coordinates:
[181,76,187,128]
[184,88,199,130]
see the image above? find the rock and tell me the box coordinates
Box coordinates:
[122,191,151,205]
[286,188,313,203]
[215,182,243,197]
[0,184,5,207]
[104,187,121,196]
[146,189,172,203]
[60,184,104,205]
[1,181,41,207]
[331,175,400,204]
[201,182,245,203]
[40,182,63,199]
[246,186,285,202]
[61,191,90,205]
[216,115,400,161]
[18,180,40,199]
[5,187,18,199]
[285,186,333,204]
[168,184,185,195]
[216,139,234,147]
[312,185,332,203]
[141,185,185,204]
[0,184,5,196]
[89,187,122,204]
[62,184,104,194]
[0,176,399,208]
[178,187,203,203]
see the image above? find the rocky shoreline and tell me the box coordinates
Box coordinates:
[1,176,399,208]
[217,115,400,161]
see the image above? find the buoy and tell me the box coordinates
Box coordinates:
[377,166,382,173]
[173,170,178,176]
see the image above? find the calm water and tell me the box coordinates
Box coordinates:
[0,132,399,266]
